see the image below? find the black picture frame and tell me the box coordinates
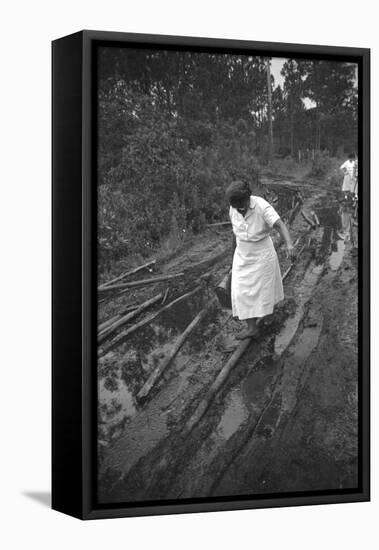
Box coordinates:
[52,30,370,520]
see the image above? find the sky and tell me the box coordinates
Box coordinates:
[270,56,358,89]
[270,57,286,88]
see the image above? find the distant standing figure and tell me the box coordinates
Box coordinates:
[340,153,357,197]
[226,180,295,340]
[353,159,358,196]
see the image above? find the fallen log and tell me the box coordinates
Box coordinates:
[98,304,138,333]
[137,296,217,402]
[282,264,294,281]
[98,292,164,344]
[189,249,229,269]
[98,272,184,293]
[161,287,169,305]
[301,209,316,228]
[207,221,231,227]
[281,199,301,223]
[288,200,302,225]
[100,286,202,355]
[184,336,253,435]
[282,241,308,282]
[310,210,320,226]
[99,259,156,290]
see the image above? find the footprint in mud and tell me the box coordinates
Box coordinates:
[242,356,280,410]
[216,333,239,353]
[274,262,324,356]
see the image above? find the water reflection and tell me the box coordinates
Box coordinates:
[217,388,248,439]
[99,368,136,425]
[329,205,356,271]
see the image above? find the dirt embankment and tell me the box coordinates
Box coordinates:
[97,176,358,504]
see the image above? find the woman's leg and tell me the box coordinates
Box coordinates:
[236,317,259,339]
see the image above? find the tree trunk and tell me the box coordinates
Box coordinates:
[266,58,273,161]
[290,109,294,157]
[316,108,321,151]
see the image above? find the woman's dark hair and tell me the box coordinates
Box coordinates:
[226,180,251,206]
[348,152,356,160]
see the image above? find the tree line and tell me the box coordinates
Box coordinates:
[97,47,357,269]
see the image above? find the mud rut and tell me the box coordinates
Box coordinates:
[97,178,358,504]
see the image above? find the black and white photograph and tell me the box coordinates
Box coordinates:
[96,43,362,505]
[3,0,378,541]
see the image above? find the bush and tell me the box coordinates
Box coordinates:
[97,97,261,274]
[328,170,341,188]
[308,151,332,178]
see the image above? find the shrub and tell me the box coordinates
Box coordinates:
[97,94,261,274]
[308,151,332,178]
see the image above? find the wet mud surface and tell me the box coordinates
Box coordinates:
[97,178,358,504]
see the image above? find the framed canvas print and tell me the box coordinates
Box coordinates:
[52,30,370,519]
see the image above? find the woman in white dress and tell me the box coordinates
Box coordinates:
[340,153,357,197]
[226,180,295,340]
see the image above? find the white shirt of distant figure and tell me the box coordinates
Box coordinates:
[340,155,358,195]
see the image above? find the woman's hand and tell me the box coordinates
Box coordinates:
[273,219,296,260]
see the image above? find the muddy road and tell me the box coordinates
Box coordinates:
[97,176,358,504]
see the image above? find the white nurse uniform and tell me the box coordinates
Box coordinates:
[229,195,284,320]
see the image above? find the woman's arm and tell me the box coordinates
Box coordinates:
[230,206,236,262]
[273,218,296,260]
[231,233,236,261]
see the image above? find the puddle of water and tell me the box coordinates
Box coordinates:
[316,204,353,271]
[243,371,270,412]
[217,389,248,439]
[316,207,340,229]
[99,368,136,425]
[107,401,169,475]
[173,353,191,371]
[329,238,346,271]
[289,325,322,363]
[256,393,282,438]
[102,352,193,475]
[280,323,322,414]
[150,322,174,342]
[274,263,324,356]
[103,353,200,475]
[242,356,279,412]
[158,295,203,333]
